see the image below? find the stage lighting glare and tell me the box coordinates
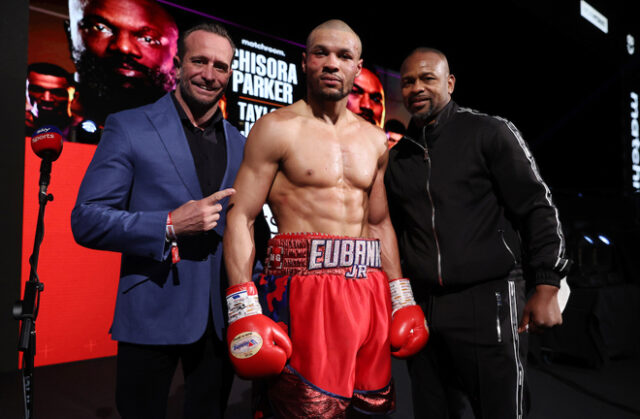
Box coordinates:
[597,235,611,245]
[580,0,608,34]
[81,120,97,133]
[583,235,594,244]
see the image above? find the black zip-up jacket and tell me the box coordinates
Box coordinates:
[385,101,570,302]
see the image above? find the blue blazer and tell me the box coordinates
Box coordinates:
[71,93,246,344]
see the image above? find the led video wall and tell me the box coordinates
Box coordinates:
[23,0,309,366]
[24,0,398,366]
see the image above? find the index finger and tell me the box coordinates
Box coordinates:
[518,311,531,334]
[207,188,236,203]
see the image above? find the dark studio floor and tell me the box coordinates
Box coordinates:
[1,351,638,418]
[3,282,640,418]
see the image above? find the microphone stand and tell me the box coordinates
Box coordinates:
[13,159,54,419]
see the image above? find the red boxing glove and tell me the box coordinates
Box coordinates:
[226,282,292,379]
[389,278,429,358]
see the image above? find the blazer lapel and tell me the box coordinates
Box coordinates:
[145,94,202,200]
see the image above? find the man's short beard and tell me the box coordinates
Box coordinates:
[412,106,435,125]
[318,89,348,101]
[73,48,175,120]
[35,109,71,128]
[358,109,376,125]
[315,79,349,102]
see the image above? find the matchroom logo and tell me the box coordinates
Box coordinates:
[631,91,639,191]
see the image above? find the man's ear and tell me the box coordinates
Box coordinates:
[301,52,307,74]
[174,55,182,78]
[448,74,456,95]
[355,58,363,78]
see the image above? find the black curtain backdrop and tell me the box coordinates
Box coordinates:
[0,0,29,373]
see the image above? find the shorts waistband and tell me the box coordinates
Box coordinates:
[265,233,382,278]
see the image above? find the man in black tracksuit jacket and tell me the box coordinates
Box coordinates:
[385,48,571,419]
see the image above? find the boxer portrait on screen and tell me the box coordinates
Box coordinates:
[347,67,385,127]
[66,0,178,127]
[25,62,78,138]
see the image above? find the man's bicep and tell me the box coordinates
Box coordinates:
[231,164,276,221]
[368,143,391,227]
[368,144,402,278]
[230,118,282,219]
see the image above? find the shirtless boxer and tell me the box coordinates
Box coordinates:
[223,20,428,417]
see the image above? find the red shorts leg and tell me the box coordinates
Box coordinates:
[256,234,396,417]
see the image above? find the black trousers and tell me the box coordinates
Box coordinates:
[408,272,529,419]
[115,319,234,419]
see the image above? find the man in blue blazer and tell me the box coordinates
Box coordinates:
[72,22,243,418]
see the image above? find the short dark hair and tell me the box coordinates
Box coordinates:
[27,62,72,82]
[178,22,236,59]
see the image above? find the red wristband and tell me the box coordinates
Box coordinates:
[166,212,179,264]
[166,212,177,241]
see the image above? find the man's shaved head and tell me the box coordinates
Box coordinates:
[402,47,450,74]
[306,19,362,59]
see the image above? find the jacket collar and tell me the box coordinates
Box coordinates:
[405,100,458,149]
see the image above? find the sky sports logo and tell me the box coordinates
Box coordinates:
[32,132,56,142]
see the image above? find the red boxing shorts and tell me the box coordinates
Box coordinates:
[255,233,395,417]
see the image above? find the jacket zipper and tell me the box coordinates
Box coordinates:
[405,133,444,286]
[495,291,503,343]
[498,229,518,265]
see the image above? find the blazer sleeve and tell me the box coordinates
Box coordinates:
[71,114,168,261]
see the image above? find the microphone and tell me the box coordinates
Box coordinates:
[31,125,63,161]
[31,125,63,195]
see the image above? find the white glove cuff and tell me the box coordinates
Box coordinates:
[226,283,262,325]
[389,278,417,317]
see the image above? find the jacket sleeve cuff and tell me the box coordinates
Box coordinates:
[534,270,562,287]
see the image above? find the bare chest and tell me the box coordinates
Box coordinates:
[282,131,378,190]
